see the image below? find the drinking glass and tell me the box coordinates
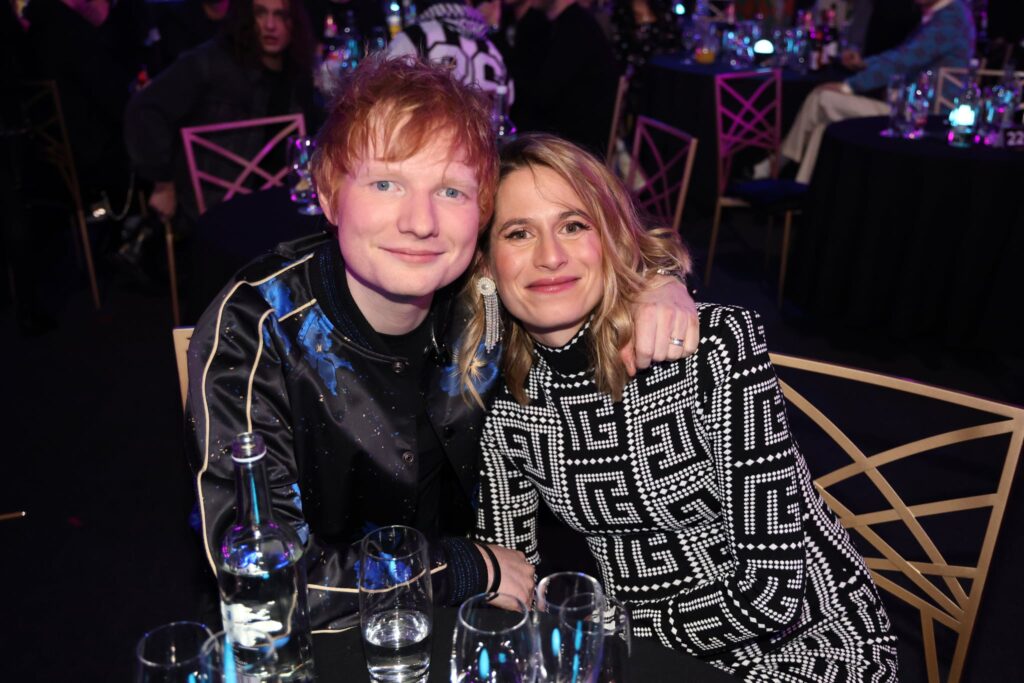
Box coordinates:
[904,70,935,139]
[200,629,280,682]
[680,20,699,64]
[451,593,538,683]
[359,525,433,682]
[286,135,322,216]
[595,598,630,683]
[534,572,604,683]
[881,74,906,137]
[135,621,213,683]
[554,592,606,683]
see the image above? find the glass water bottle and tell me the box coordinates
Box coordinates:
[219,432,315,681]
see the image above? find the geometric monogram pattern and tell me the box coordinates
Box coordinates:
[474,304,898,681]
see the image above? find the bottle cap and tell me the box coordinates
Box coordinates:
[231,432,267,463]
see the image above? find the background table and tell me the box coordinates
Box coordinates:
[637,58,837,211]
[190,187,328,317]
[312,607,739,682]
[789,116,1024,353]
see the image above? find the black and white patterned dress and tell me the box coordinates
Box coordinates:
[473,304,899,682]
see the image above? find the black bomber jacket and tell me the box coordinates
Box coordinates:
[186,234,500,630]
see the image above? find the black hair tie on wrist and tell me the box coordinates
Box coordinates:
[477,542,502,596]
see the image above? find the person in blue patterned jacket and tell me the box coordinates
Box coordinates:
[774,0,975,183]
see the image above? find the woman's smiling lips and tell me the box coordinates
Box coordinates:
[527,276,579,294]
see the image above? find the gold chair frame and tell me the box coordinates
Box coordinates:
[173,326,194,410]
[933,66,1024,114]
[17,81,100,309]
[770,353,1024,683]
[606,70,632,168]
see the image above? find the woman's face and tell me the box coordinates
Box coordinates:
[488,165,604,348]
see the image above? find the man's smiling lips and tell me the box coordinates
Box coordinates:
[383,246,445,263]
[527,276,578,293]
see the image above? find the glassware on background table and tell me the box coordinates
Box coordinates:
[451,593,538,683]
[534,572,605,683]
[948,58,982,148]
[200,629,279,682]
[286,136,323,216]
[135,621,213,683]
[359,525,433,682]
[219,432,315,681]
[680,19,700,64]
[880,73,906,138]
[904,70,934,139]
[694,26,718,65]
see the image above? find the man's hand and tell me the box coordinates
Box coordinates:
[478,543,535,611]
[621,274,699,375]
[149,181,177,220]
[841,49,865,71]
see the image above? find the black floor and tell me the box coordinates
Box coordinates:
[2,216,1021,681]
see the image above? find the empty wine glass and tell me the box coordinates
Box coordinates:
[286,135,322,216]
[135,621,213,683]
[534,572,604,683]
[451,593,538,683]
[200,629,280,682]
[555,592,606,683]
[359,525,433,683]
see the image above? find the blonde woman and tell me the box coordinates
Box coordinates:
[459,134,898,682]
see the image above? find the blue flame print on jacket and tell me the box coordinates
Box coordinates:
[297,306,353,395]
[257,276,296,318]
[291,483,310,545]
[440,342,501,397]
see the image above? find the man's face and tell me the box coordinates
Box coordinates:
[319,134,482,312]
[253,0,292,57]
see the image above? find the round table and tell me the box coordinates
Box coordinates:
[638,57,839,210]
[311,608,739,682]
[790,116,1024,353]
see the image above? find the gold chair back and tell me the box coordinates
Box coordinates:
[172,326,195,410]
[606,70,632,168]
[770,353,1024,683]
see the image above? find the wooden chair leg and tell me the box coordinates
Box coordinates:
[777,210,793,307]
[75,207,100,309]
[705,200,724,286]
[163,217,181,326]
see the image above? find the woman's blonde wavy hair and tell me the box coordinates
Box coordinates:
[456,133,692,406]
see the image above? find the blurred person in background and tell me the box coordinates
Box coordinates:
[511,0,619,155]
[147,0,231,75]
[124,0,316,224]
[761,0,974,183]
[387,0,513,101]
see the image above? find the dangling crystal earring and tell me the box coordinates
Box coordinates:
[477,276,501,353]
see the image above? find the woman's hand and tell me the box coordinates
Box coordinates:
[621,274,699,374]
[478,543,536,610]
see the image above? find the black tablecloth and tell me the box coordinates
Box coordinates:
[638,57,837,210]
[790,116,1024,353]
[311,608,738,682]
[191,187,329,315]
